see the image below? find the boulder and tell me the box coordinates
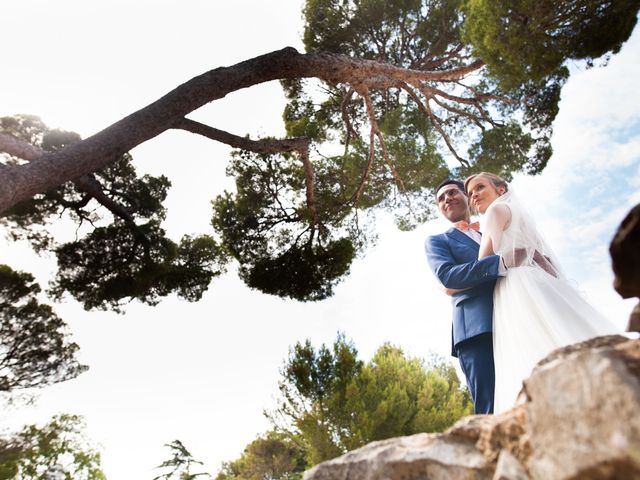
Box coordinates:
[610,203,640,331]
[524,335,640,479]
[304,432,493,480]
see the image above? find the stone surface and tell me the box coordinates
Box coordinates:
[304,336,640,480]
[525,336,640,479]
[303,432,493,480]
[493,450,529,480]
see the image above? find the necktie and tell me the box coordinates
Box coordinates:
[455,220,480,232]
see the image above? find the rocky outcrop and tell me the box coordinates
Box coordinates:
[610,203,640,331]
[304,335,640,480]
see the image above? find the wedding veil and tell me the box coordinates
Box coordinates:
[483,189,564,279]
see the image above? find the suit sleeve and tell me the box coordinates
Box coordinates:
[424,235,501,290]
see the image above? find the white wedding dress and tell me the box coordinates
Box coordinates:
[481,191,620,413]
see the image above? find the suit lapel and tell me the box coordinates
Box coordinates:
[447,227,479,248]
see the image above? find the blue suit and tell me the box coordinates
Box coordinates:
[425,227,501,414]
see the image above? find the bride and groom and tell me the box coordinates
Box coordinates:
[425,173,619,414]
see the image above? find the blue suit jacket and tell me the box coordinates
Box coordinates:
[424,228,501,356]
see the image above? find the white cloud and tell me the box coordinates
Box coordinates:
[558,31,640,128]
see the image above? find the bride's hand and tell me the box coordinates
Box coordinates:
[533,251,558,278]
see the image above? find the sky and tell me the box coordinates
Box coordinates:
[1,1,639,478]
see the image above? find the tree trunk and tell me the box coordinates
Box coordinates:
[0,47,482,214]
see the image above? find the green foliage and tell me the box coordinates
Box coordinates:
[94,153,172,221]
[277,335,362,461]
[343,345,471,448]
[3,0,638,306]
[269,335,471,465]
[50,221,226,312]
[212,100,450,298]
[212,151,356,301]
[464,122,533,181]
[290,0,467,191]
[219,337,471,477]
[294,0,640,218]
[1,115,228,311]
[280,0,567,256]
[0,414,106,480]
[244,239,355,301]
[216,431,306,480]
[463,0,640,89]
[303,0,464,60]
[0,265,87,392]
[153,440,211,480]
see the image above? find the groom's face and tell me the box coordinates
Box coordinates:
[437,184,470,223]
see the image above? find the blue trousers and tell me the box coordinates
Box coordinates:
[456,333,495,414]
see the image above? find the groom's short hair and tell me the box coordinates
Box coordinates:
[435,179,465,196]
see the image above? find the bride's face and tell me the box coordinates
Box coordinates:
[467,176,505,214]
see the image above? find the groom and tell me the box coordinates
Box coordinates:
[424,179,503,414]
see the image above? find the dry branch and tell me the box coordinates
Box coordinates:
[340,88,358,151]
[360,87,406,193]
[174,118,309,154]
[403,85,469,166]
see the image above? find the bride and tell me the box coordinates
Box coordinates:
[464,172,620,413]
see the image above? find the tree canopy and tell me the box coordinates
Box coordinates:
[0,264,86,392]
[0,115,226,312]
[218,335,471,478]
[153,440,211,480]
[216,431,307,480]
[269,335,471,464]
[0,414,106,480]
[463,0,640,88]
[0,0,637,307]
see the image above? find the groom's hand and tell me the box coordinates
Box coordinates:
[442,286,470,296]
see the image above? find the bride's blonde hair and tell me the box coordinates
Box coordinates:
[464,172,509,196]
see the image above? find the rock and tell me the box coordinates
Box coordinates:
[525,336,640,479]
[303,432,494,480]
[610,203,640,331]
[628,303,640,333]
[304,336,640,480]
[475,407,530,467]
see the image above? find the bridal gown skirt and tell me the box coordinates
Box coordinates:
[492,266,619,413]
